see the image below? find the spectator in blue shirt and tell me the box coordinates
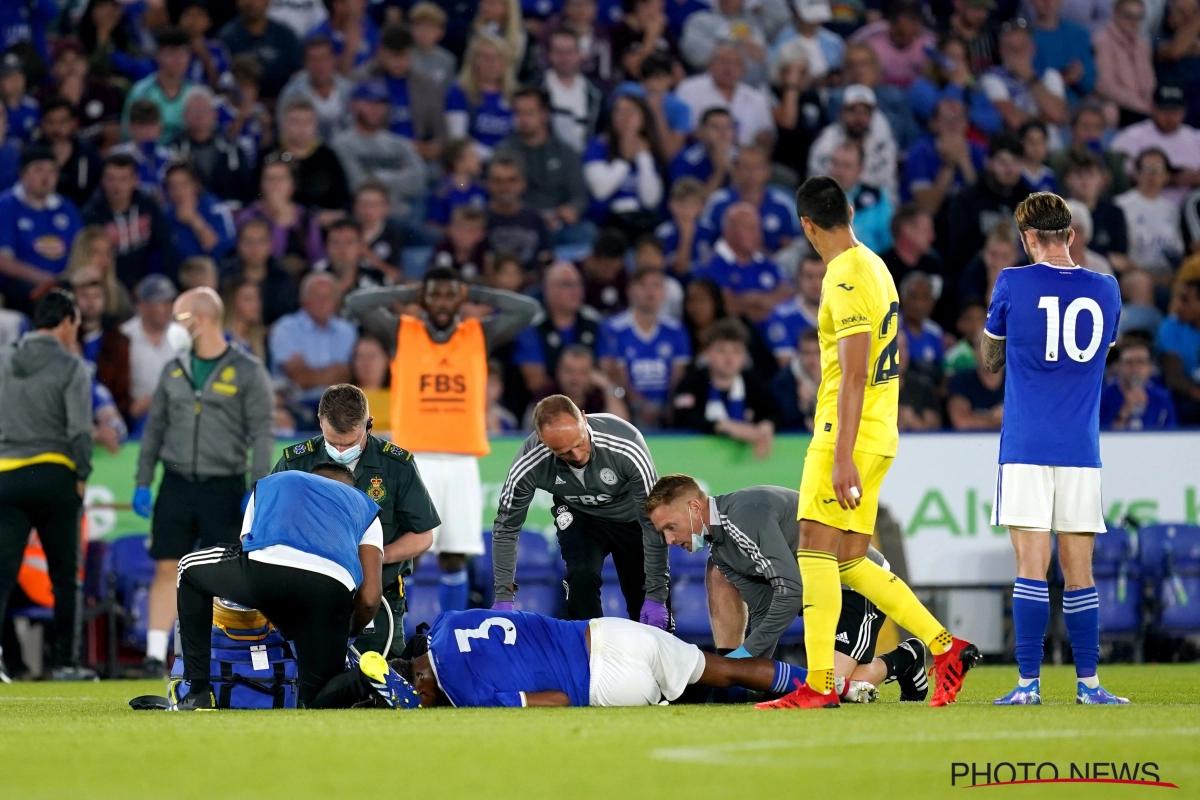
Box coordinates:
[269,272,358,409]
[163,163,237,262]
[599,265,692,428]
[667,106,734,192]
[695,202,792,326]
[761,252,823,365]
[1100,340,1178,430]
[901,95,986,215]
[0,54,39,145]
[700,144,799,255]
[1156,278,1200,424]
[907,35,1002,134]
[614,53,692,159]
[899,270,945,384]
[427,137,488,230]
[0,146,83,313]
[0,0,56,67]
[445,33,516,159]
[179,0,232,88]
[1030,0,1096,101]
[108,99,173,200]
[308,0,381,72]
[657,177,712,281]
[828,139,893,255]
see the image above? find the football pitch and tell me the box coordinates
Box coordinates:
[1,665,1197,799]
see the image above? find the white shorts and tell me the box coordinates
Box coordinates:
[587,617,706,707]
[991,463,1106,533]
[413,452,484,556]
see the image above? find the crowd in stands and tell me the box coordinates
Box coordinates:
[2,0,1200,457]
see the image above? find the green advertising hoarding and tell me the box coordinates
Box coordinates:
[82,436,815,541]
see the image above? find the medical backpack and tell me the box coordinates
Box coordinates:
[168,599,299,709]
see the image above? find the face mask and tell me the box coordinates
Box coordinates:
[688,503,709,553]
[165,322,194,353]
[325,433,364,465]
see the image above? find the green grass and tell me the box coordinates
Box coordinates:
[1,665,1197,799]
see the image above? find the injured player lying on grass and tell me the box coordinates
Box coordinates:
[391,608,858,708]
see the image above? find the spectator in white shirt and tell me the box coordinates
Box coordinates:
[1109,85,1200,206]
[680,0,770,86]
[1114,147,1185,279]
[119,274,180,422]
[676,41,775,148]
[543,27,603,153]
[807,83,898,200]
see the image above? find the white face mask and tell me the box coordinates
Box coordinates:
[325,431,365,465]
[165,322,195,353]
[688,502,709,553]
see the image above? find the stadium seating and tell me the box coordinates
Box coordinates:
[1139,525,1200,637]
[103,535,156,650]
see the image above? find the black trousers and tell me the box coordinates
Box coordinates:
[0,464,83,669]
[553,502,647,622]
[150,471,245,561]
[176,544,373,709]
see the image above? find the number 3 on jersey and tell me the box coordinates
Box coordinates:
[1038,296,1104,362]
[873,302,901,384]
[455,617,518,652]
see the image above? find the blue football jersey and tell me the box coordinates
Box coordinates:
[985,263,1121,467]
[599,312,692,404]
[694,241,787,295]
[446,84,514,151]
[700,187,799,253]
[427,609,591,707]
[760,298,816,357]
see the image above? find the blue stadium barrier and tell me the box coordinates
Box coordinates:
[403,580,442,637]
[599,579,629,619]
[1148,525,1200,636]
[780,613,805,646]
[669,546,709,579]
[510,583,562,617]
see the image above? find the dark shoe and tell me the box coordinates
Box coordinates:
[167,681,215,711]
[895,638,929,702]
[51,666,98,682]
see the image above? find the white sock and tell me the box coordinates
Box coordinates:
[146,630,170,662]
[1017,676,1038,688]
[1079,675,1100,689]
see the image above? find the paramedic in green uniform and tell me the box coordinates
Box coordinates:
[273,384,440,656]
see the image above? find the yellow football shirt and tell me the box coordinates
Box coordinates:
[811,243,900,457]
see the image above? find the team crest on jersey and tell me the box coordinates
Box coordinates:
[53,213,70,230]
[657,342,673,358]
[599,468,617,485]
[556,511,574,530]
[220,366,236,382]
[368,476,386,503]
[557,505,567,514]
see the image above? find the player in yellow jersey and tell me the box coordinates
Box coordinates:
[757,177,980,710]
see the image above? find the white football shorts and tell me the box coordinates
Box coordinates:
[587,617,706,707]
[413,452,485,556]
[991,463,1106,533]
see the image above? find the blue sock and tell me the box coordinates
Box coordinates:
[1063,587,1100,679]
[771,661,807,694]
[1013,578,1049,680]
[438,568,470,612]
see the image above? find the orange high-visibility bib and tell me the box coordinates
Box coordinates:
[391,315,489,457]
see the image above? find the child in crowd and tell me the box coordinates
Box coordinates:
[0,54,39,144]
[222,55,272,163]
[409,3,457,89]
[427,138,488,230]
[487,251,527,292]
[179,0,232,88]
[486,358,519,433]
[1019,121,1057,193]
[432,206,489,280]
[111,99,172,199]
[656,177,710,279]
[943,299,986,377]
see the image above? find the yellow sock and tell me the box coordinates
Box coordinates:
[839,557,953,655]
[798,550,840,694]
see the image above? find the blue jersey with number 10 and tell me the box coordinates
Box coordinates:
[984,264,1121,468]
[427,609,591,707]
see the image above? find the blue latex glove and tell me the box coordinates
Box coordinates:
[241,491,251,513]
[726,646,752,659]
[132,486,153,519]
[492,601,515,612]
[639,599,669,629]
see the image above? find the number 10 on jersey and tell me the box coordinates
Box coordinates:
[1038,296,1105,363]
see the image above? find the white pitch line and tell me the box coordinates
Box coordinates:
[651,727,1200,765]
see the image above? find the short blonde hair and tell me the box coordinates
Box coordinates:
[1014,192,1073,245]
[643,474,704,515]
[409,2,447,25]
